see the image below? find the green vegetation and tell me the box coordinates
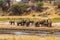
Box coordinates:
[53,17,60,23]
[36,2,44,12]
[0,17,60,23]
[0,0,3,7]
[57,3,60,8]
[10,3,29,15]
[0,18,39,22]
[37,2,43,7]
[49,0,52,3]
[0,0,44,16]
[55,0,60,8]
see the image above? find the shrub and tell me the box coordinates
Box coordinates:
[9,3,29,15]
[36,2,44,12]
[0,0,3,7]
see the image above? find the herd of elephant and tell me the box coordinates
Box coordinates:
[9,19,52,27]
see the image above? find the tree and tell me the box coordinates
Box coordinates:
[37,2,43,8]
[3,0,11,7]
[0,0,11,12]
[49,0,52,4]
[6,0,11,7]
[55,0,60,8]
[0,0,3,7]
[0,0,9,13]
[36,2,43,12]
[9,3,30,15]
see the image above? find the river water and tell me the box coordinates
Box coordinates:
[0,31,60,36]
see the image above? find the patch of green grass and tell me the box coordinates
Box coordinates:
[0,18,39,22]
[0,17,60,23]
[0,18,8,21]
[52,17,60,23]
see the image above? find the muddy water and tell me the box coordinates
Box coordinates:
[11,31,60,36]
[0,31,60,36]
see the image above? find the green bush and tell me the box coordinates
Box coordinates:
[0,0,3,6]
[37,2,43,8]
[10,3,29,15]
[36,2,43,12]
[49,0,52,3]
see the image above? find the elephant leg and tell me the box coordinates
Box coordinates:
[35,23,37,27]
[17,23,19,26]
[45,24,48,27]
[49,23,52,27]
[10,22,12,25]
[35,24,40,27]
[21,23,22,26]
[13,22,15,25]
[48,23,52,27]
[25,22,29,27]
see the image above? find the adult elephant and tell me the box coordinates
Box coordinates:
[17,20,23,26]
[34,19,46,27]
[25,20,30,27]
[25,20,34,27]
[35,19,52,27]
[17,20,27,26]
[35,21,40,27]
[9,20,15,25]
[39,19,52,27]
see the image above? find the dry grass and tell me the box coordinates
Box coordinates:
[0,34,60,40]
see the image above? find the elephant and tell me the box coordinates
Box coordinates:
[35,19,52,27]
[17,20,23,26]
[35,21,40,27]
[16,19,52,27]
[25,20,30,27]
[22,20,27,26]
[39,19,52,27]
[9,20,15,25]
[25,20,35,27]
[17,20,27,26]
